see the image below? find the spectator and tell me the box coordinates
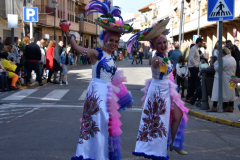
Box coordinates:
[21,36,30,84]
[0,52,9,91]
[182,43,190,60]
[0,37,4,51]
[176,55,188,97]
[53,41,63,84]
[37,41,46,79]
[46,40,56,83]
[212,41,219,57]
[203,43,209,60]
[7,45,17,62]
[13,37,21,64]
[25,38,43,87]
[186,38,203,100]
[186,56,217,105]
[0,51,18,90]
[138,48,144,65]
[200,56,209,70]
[132,47,138,65]
[59,45,74,85]
[208,47,236,112]
[40,39,47,79]
[226,41,240,99]
[169,43,183,77]
[113,50,118,61]
[3,37,12,52]
[234,40,239,50]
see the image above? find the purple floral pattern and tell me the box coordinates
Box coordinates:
[137,87,167,142]
[78,86,102,144]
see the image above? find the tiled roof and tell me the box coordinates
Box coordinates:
[138,3,154,11]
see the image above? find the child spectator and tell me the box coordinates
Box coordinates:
[200,56,209,70]
[176,55,188,97]
[59,45,74,85]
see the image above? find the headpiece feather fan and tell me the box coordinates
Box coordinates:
[85,0,123,20]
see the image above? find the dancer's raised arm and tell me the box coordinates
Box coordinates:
[64,31,98,64]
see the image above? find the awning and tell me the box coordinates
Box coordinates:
[69,31,80,41]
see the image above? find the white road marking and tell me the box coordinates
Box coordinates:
[2,89,38,100]
[79,90,87,100]
[41,89,70,101]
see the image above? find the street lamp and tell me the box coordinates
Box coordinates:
[78,12,84,45]
[197,0,201,36]
[52,1,58,40]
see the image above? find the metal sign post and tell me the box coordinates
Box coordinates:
[207,0,235,113]
[218,20,223,112]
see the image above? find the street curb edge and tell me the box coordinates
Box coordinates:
[187,108,240,128]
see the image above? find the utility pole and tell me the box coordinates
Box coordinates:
[24,0,27,36]
[11,0,14,44]
[178,0,184,46]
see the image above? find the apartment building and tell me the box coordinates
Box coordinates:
[0,0,107,48]
[0,0,26,40]
[171,0,240,55]
[138,0,171,51]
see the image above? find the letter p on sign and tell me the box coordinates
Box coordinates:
[26,9,35,20]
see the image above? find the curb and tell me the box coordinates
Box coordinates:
[19,79,47,90]
[187,108,240,128]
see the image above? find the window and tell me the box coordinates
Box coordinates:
[3,29,11,40]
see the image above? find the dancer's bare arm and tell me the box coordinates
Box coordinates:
[65,31,98,64]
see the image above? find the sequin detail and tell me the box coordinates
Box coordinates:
[96,57,116,80]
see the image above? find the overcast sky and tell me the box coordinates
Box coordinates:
[113,0,153,15]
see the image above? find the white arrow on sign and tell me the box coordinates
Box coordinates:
[209,0,232,18]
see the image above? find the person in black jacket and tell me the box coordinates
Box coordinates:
[25,38,43,86]
[0,37,4,51]
[52,41,63,84]
[186,56,217,105]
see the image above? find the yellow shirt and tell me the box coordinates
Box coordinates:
[1,59,17,78]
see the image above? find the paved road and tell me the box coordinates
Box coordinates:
[0,60,240,160]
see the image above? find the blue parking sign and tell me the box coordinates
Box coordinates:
[207,0,234,22]
[23,7,38,22]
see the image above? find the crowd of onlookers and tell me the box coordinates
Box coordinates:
[0,36,91,91]
[166,37,240,113]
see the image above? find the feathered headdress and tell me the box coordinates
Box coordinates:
[125,19,170,53]
[85,0,133,34]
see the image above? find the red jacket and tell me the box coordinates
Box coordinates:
[46,46,55,71]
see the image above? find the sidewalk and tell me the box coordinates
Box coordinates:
[184,97,240,128]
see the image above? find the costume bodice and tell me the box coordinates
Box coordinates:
[92,48,116,82]
[151,54,173,80]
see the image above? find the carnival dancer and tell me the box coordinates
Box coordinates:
[126,19,189,159]
[59,1,134,159]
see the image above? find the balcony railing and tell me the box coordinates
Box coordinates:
[36,5,64,18]
[75,16,95,24]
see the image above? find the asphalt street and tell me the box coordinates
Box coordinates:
[0,59,240,160]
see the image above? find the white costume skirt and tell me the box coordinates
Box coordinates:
[72,71,134,160]
[133,73,189,159]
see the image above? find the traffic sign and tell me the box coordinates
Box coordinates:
[23,7,39,22]
[208,0,234,22]
[193,35,201,43]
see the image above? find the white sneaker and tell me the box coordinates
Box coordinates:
[60,81,62,86]
[236,96,238,100]
[66,81,68,85]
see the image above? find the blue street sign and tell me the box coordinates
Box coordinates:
[208,0,234,22]
[23,7,38,22]
[193,35,201,43]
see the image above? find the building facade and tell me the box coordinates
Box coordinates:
[0,0,107,48]
[170,0,240,56]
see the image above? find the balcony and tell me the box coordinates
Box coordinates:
[77,0,91,5]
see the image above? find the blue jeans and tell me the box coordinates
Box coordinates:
[0,74,8,89]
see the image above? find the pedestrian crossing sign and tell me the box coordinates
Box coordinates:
[207,0,234,22]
